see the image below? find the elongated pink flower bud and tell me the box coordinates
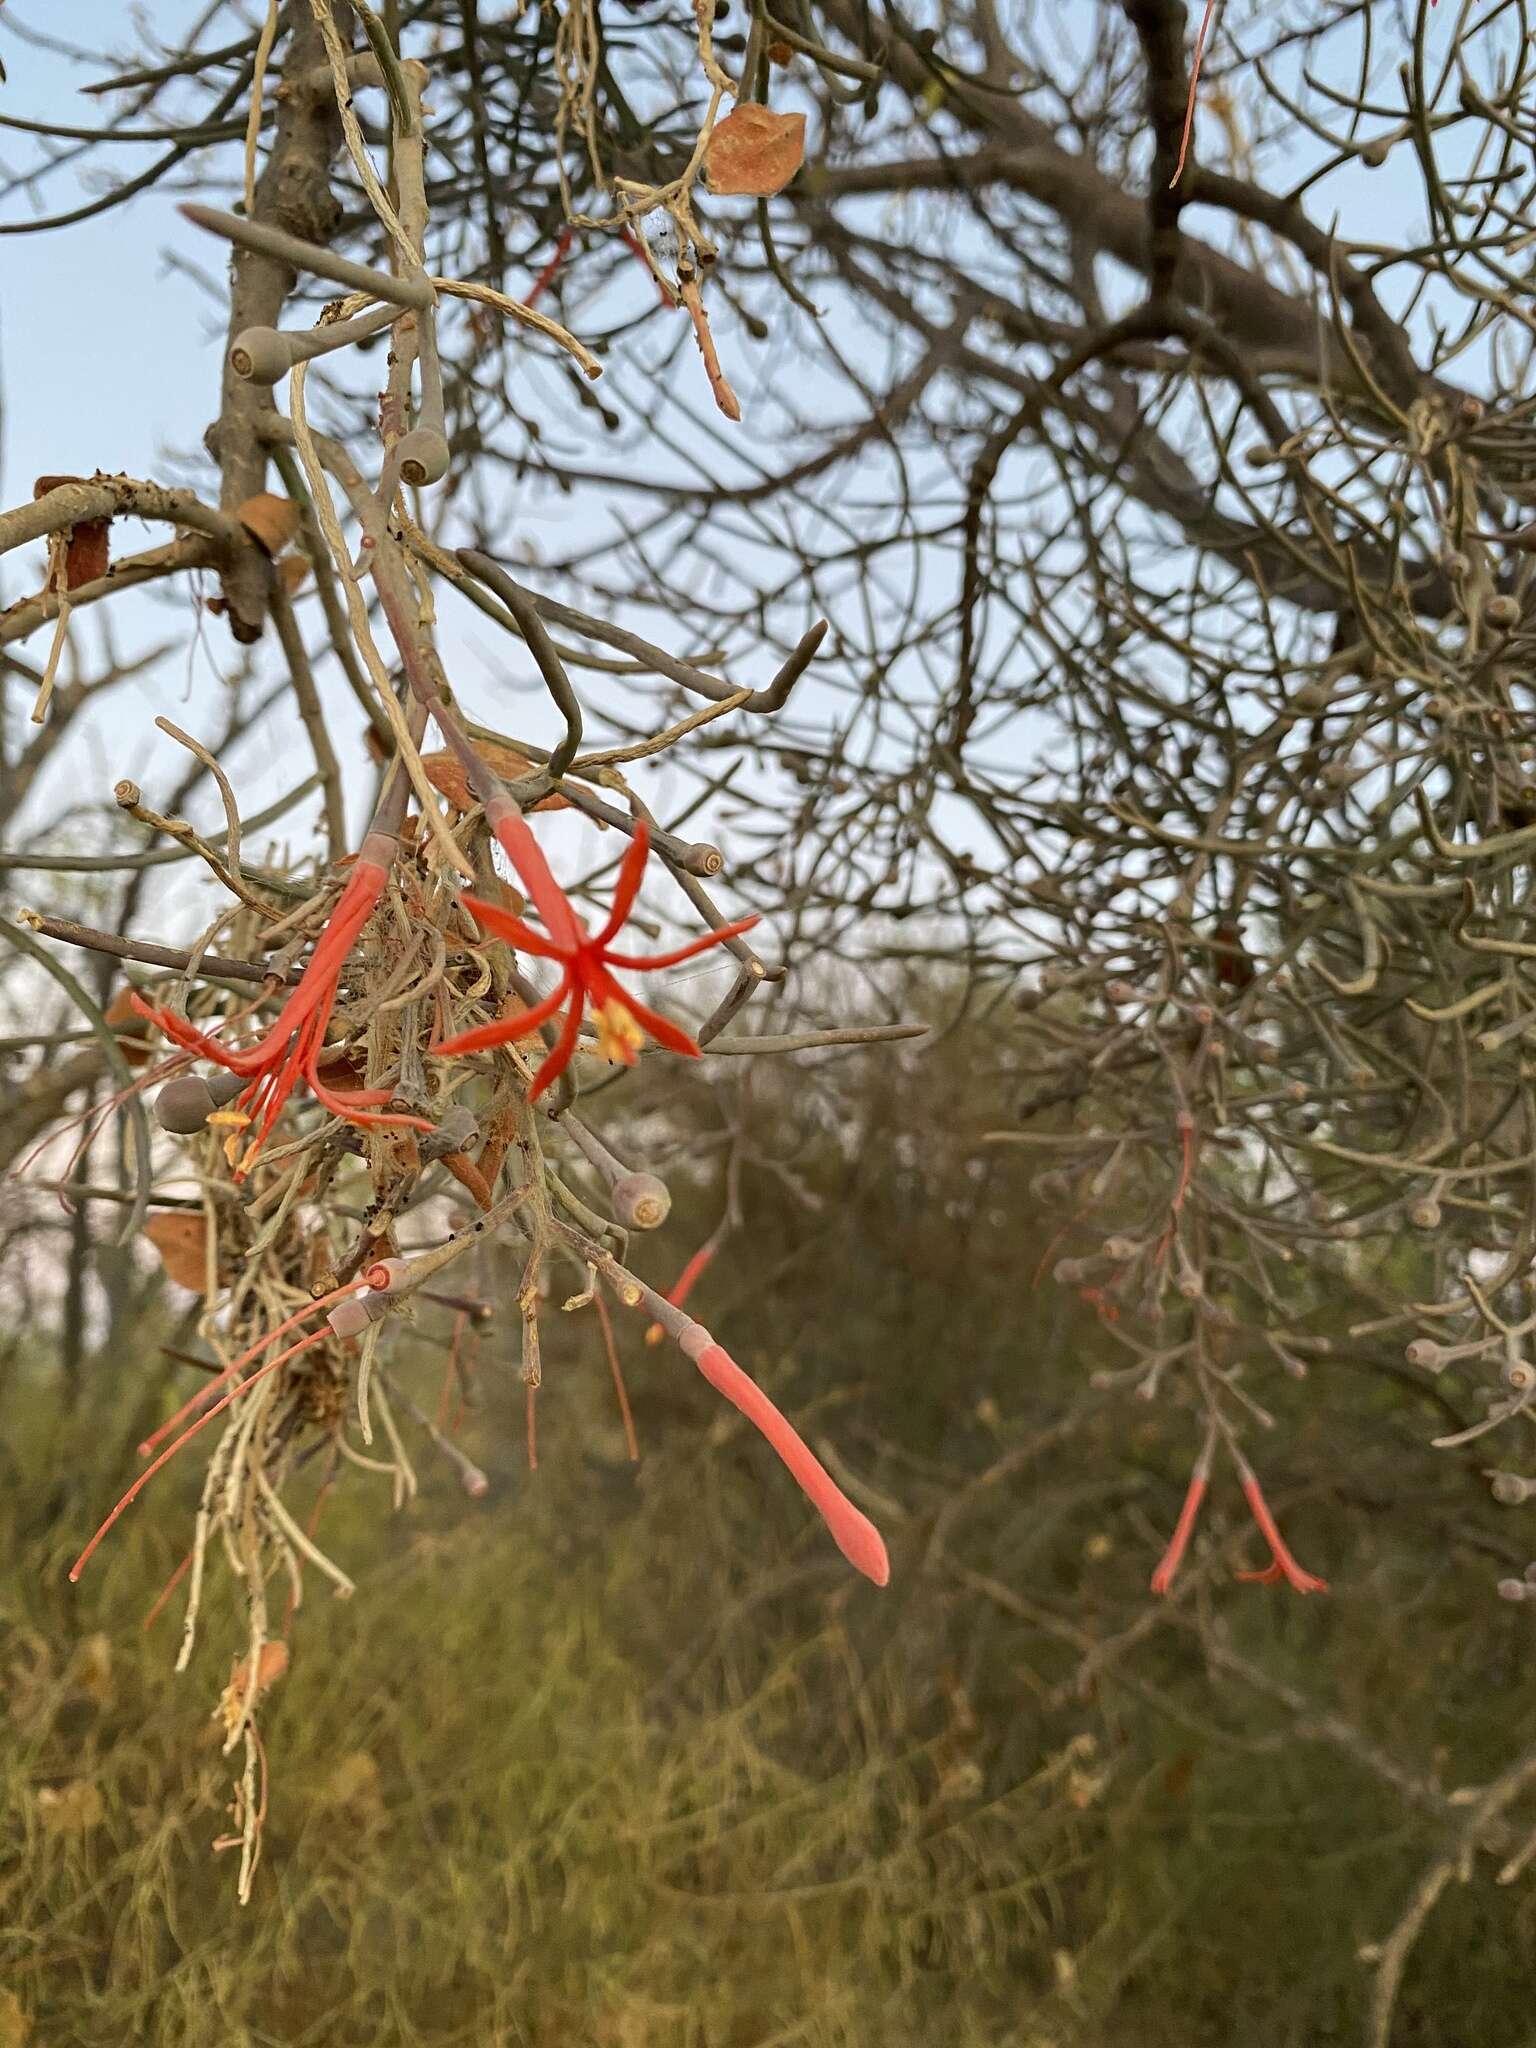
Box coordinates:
[677,1322,889,1586]
[1150,1436,1214,1596]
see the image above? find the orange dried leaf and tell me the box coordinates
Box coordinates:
[143,1211,210,1295]
[311,1043,368,1090]
[32,476,112,590]
[104,986,159,1067]
[228,1639,289,1700]
[421,742,572,814]
[278,554,311,598]
[219,1639,289,1737]
[236,493,301,556]
[704,104,806,197]
[64,519,110,589]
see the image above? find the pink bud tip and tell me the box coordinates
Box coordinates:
[686,1333,890,1587]
[839,1515,891,1588]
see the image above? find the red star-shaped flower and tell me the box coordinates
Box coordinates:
[131,832,431,1178]
[433,817,756,1098]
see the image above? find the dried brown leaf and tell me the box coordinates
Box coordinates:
[704,104,806,197]
[236,493,301,557]
[32,477,111,589]
[143,1211,210,1295]
[64,520,110,589]
[104,985,158,1068]
[421,742,571,814]
[217,1640,289,1739]
[228,1639,289,1701]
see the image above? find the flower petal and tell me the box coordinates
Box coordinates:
[602,913,759,972]
[303,1021,433,1130]
[490,810,582,948]
[594,971,701,1059]
[129,998,263,1076]
[458,893,568,960]
[527,984,587,1099]
[433,975,572,1059]
[1235,1460,1329,1595]
[592,820,651,948]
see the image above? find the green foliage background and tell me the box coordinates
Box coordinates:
[5,1022,1536,2047]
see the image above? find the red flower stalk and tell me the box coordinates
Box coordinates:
[1173,0,1217,187]
[645,1236,718,1346]
[69,1325,332,1583]
[1232,1450,1329,1594]
[619,1248,889,1585]
[1151,1438,1328,1596]
[434,810,756,1099]
[593,1290,640,1462]
[525,227,574,307]
[136,1272,386,1461]
[1149,1433,1214,1595]
[131,829,431,1179]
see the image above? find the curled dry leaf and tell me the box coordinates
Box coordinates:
[143,1211,211,1295]
[235,493,301,557]
[105,984,159,1068]
[33,476,111,589]
[311,1042,369,1092]
[217,1639,289,1738]
[278,554,311,598]
[421,740,571,814]
[704,104,807,197]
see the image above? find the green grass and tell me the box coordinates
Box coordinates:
[7,1355,1536,2048]
[7,1053,1536,2046]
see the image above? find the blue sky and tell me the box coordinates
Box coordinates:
[2,2,213,520]
[1,1,354,861]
